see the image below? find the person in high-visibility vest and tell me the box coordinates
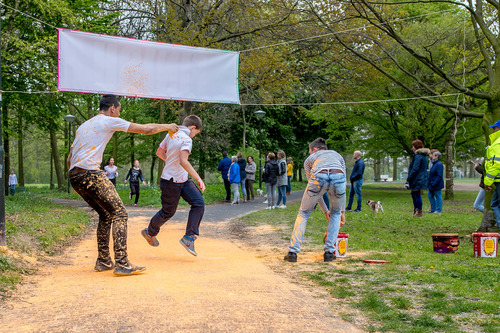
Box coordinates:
[483,120,500,228]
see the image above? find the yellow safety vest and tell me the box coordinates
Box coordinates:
[484,130,500,186]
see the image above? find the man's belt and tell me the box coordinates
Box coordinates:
[318,169,343,174]
[69,167,88,176]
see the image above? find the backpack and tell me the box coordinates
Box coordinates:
[278,161,286,176]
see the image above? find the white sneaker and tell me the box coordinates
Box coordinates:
[279,205,286,209]
[263,200,268,204]
[272,206,276,209]
[266,206,272,210]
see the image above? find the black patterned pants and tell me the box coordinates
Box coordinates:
[70,170,129,266]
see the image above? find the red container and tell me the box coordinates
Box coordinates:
[472,232,499,258]
[323,232,349,258]
[432,233,459,253]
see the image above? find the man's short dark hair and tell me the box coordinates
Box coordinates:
[182,115,202,130]
[100,95,120,111]
[223,151,228,157]
[309,138,328,150]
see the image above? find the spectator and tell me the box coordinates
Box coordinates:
[276,150,288,208]
[346,150,365,212]
[8,169,17,196]
[104,157,119,186]
[286,157,293,194]
[473,160,485,213]
[483,120,500,232]
[428,151,444,214]
[406,140,430,217]
[218,152,232,202]
[229,156,241,205]
[245,156,256,201]
[125,160,146,207]
[263,152,279,209]
[237,152,247,202]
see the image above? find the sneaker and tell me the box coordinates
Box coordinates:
[263,200,268,204]
[284,252,297,262]
[278,205,286,209]
[113,263,146,276]
[353,209,361,213]
[324,252,336,262]
[266,206,272,210]
[134,203,138,207]
[426,211,435,214]
[141,228,159,247]
[179,236,197,256]
[94,259,114,272]
[272,206,276,209]
[345,208,352,212]
[129,193,132,200]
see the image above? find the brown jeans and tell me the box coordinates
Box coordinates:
[70,170,129,266]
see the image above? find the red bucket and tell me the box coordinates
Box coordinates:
[323,232,349,258]
[432,233,459,253]
[472,232,499,258]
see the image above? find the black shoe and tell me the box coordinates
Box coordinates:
[345,208,352,212]
[353,209,361,213]
[113,263,146,276]
[324,252,336,262]
[284,252,297,262]
[94,258,114,272]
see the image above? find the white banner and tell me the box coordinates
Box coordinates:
[58,29,240,104]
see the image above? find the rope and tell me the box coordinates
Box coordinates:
[0,2,58,30]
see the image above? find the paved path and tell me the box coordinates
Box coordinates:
[0,191,361,333]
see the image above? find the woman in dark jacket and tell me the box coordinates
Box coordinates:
[406,140,430,217]
[263,152,279,209]
[428,151,444,213]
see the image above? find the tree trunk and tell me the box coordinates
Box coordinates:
[17,110,24,186]
[50,130,64,189]
[3,104,9,196]
[444,116,459,200]
[86,95,94,119]
[113,134,118,161]
[373,158,381,182]
[242,106,246,151]
[50,148,54,190]
[157,102,166,185]
[392,156,398,181]
[130,133,135,166]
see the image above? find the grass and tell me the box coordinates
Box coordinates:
[239,184,500,333]
[1,193,92,296]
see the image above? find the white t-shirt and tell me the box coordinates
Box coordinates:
[159,126,192,183]
[70,114,130,171]
[104,165,118,179]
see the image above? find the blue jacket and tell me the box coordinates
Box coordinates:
[350,158,365,182]
[237,158,247,180]
[218,156,232,180]
[229,163,241,183]
[428,159,444,191]
[407,148,430,190]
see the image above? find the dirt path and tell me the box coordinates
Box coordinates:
[0,195,361,332]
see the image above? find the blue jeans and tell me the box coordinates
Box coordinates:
[265,183,277,207]
[239,177,247,199]
[289,173,346,253]
[347,179,363,210]
[276,185,287,206]
[9,185,15,196]
[287,176,292,193]
[490,184,500,223]
[148,178,205,237]
[411,190,422,210]
[428,189,442,213]
[474,188,485,213]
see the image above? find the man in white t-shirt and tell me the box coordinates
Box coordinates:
[141,115,205,256]
[67,94,178,276]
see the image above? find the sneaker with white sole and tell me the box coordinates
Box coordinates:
[94,258,114,272]
[179,236,197,256]
[129,193,132,200]
[141,228,159,247]
[113,262,146,276]
[263,200,268,204]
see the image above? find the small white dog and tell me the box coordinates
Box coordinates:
[256,189,264,197]
[366,200,384,214]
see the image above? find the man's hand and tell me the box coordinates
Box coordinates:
[166,123,179,133]
[324,210,330,222]
[485,185,493,191]
[340,211,345,227]
[142,181,147,186]
[124,180,127,184]
[197,178,206,193]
